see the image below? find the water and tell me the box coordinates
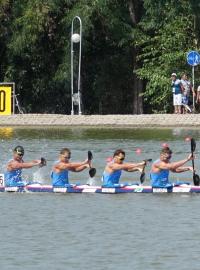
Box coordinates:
[0,127,200,270]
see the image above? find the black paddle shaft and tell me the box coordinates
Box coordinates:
[191,138,196,170]
[191,138,196,154]
[88,151,93,161]
[190,138,200,186]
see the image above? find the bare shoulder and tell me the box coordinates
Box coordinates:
[153,160,164,168]
[107,162,118,170]
[7,159,23,169]
[54,161,65,168]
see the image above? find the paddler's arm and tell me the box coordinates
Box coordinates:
[156,154,193,171]
[125,161,146,172]
[108,161,145,172]
[73,163,90,172]
[171,166,194,173]
[56,159,89,171]
[8,160,42,170]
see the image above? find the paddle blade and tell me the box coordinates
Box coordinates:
[193,173,200,186]
[191,138,196,153]
[142,159,153,165]
[145,159,152,163]
[88,151,93,161]
[39,157,47,167]
[140,172,145,184]
[89,167,96,178]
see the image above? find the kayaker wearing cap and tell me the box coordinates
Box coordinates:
[101,149,145,187]
[150,147,194,187]
[51,148,90,187]
[5,146,44,187]
[171,73,184,114]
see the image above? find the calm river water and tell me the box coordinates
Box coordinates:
[0,127,200,270]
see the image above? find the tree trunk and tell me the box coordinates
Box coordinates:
[128,0,144,114]
[132,74,144,114]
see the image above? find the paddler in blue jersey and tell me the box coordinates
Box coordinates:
[150,147,194,187]
[51,148,90,187]
[5,146,44,187]
[102,149,146,187]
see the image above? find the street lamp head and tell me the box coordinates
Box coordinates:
[71,33,80,43]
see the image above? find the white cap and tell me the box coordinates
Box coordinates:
[171,73,177,76]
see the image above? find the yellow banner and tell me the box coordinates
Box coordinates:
[0,86,12,115]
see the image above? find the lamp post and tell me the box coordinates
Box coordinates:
[71,16,82,115]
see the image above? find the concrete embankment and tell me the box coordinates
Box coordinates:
[0,114,200,128]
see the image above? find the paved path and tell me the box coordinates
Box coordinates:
[0,114,200,127]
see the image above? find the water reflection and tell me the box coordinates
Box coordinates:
[0,127,13,138]
[0,126,199,140]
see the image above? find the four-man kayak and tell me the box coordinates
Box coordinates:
[1,183,200,193]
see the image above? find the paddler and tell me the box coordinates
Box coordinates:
[102,149,146,186]
[5,146,45,187]
[51,148,90,187]
[150,147,194,187]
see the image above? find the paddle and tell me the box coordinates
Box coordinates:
[191,138,200,186]
[39,157,47,168]
[140,159,152,184]
[88,151,96,178]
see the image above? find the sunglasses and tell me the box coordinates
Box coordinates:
[162,154,171,159]
[118,156,125,161]
[17,153,24,157]
[62,155,71,159]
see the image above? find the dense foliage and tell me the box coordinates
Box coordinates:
[0,0,200,114]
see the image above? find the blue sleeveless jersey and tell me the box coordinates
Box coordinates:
[102,169,122,186]
[150,159,169,187]
[51,161,69,186]
[5,160,24,186]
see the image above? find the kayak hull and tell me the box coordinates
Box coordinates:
[1,184,200,193]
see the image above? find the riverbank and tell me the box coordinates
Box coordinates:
[0,114,200,127]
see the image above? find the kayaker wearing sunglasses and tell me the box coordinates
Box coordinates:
[102,149,145,187]
[150,147,194,187]
[51,148,91,187]
[5,146,45,187]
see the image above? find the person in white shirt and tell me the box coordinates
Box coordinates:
[171,73,183,114]
[181,73,194,113]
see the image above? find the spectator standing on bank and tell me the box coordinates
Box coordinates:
[181,73,194,113]
[196,85,200,112]
[171,73,183,114]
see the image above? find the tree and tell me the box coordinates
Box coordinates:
[135,0,200,112]
[1,0,200,114]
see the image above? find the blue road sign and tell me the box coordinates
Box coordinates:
[187,51,200,66]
